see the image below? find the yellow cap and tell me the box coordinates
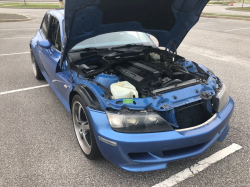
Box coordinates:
[116,82,124,87]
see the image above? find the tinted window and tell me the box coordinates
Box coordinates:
[55,27,62,51]
[48,17,61,51]
[41,14,50,38]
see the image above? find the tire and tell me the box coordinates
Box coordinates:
[72,94,101,160]
[30,49,44,80]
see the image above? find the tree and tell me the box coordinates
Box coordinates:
[24,0,26,5]
[59,0,64,8]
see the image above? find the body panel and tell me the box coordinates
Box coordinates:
[88,97,234,172]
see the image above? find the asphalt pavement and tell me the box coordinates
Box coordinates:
[0,8,249,187]
[204,3,250,16]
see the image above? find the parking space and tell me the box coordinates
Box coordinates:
[0,54,48,92]
[0,9,249,187]
[0,29,37,38]
[181,19,250,64]
[0,39,31,54]
[195,18,250,37]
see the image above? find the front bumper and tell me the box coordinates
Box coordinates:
[87,97,234,172]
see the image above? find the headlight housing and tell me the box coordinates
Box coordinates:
[106,111,173,133]
[213,84,229,113]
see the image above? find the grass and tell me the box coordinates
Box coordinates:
[208,1,231,5]
[227,7,250,11]
[0,13,30,22]
[0,3,62,9]
[208,0,250,5]
[201,12,250,19]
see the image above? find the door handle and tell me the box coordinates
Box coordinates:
[64,84,69,89]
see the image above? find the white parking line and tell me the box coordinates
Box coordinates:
[0,37,31,40]
[153,143,242,187]
[0,52,30,57]
[0,85,49,95]
[224,27,250,32]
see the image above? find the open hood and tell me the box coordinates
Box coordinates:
[64,0,209,52]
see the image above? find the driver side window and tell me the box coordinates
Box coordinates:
[41,13,50,38]
[47,16,62,51]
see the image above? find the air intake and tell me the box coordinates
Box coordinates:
[175,101,213,129]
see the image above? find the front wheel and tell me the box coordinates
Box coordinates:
[72,95,101,160]
[30,49,44,80]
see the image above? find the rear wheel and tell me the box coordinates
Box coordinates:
[30,50,44,80]
[72,95,101,160]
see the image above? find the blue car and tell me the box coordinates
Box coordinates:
[30,0,234,172]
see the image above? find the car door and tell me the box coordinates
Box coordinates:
[56,61,73,105]
[34,13,50,71]
[38,15,61,87]
[53,21,72,104]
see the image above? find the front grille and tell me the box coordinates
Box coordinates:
[175,101,212,129]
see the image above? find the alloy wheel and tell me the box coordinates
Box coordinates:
[72,101,92,154]
[31,54,37,77]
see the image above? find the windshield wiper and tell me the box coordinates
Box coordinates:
[71,47,125,54]
[70,47,110,52]
[111,44,153,49]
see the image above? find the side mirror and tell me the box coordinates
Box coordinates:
[39,40,52,49]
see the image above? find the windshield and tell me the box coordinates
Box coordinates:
[71,31,155,51]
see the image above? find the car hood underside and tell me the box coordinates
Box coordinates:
[64,0,209,51]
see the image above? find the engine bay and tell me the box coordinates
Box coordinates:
[113,60,198,98]
[67,48,224,130]
[70,49,209,99]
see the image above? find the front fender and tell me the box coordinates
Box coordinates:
[71,85,103,111]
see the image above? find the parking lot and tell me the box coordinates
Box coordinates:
[0,8,250,187]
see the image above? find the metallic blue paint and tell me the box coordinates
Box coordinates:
[39,40,52,49]
[94,73,120,88]
[30,8,234,172]
[64,0,210,52]
[87,97,234,172]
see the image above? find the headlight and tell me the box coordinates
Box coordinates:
[106,111,173,133]
[213,84,229,113]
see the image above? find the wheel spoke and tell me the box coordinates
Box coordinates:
[75,115,80,124]
[82,123,90,131]
[78,105,82,122]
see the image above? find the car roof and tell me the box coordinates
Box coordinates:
[48,9,64,21]
[57,9,64,15]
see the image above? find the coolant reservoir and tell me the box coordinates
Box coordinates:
[110,81,139,100]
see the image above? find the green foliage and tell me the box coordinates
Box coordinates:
[0,3,61,9]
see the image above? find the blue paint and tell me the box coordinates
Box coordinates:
[88,98,233,172]
[94,73,119,88]
[30,7,234,172]
[63,0,210,52]
[38,40,51,49]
